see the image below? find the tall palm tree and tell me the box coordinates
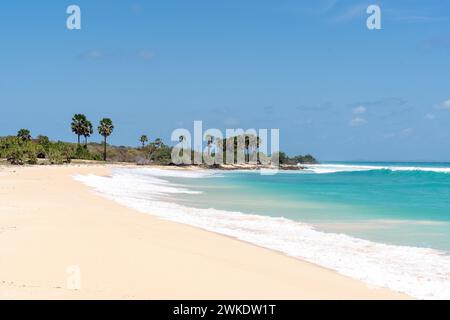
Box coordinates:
[140,135,148,148]
[245,136,250,163]
[71,114,87,145]
[206,135,214,155]
[98,118,114,161]
[82,120,94,147]
[244,135,259,163]
[17,129,31,141]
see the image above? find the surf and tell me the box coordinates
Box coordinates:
[302,162,450,174]
[75,167,450,299]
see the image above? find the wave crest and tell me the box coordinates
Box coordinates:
[303,164,450,174]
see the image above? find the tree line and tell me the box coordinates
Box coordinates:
[1,115,317,166]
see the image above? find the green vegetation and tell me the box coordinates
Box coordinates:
[74,144,102,161]
[148,139,172,164]
[140,135,149,148]
[0,116,317,167]
[36,135,51,157]
[154,138,163,148]
[71,114,88,146]
[17,129,31,141]
[0,135,72,165]
[98,118,114,161]
[47,142,74,164]
[83,120,94,147]
[277,152,318,165]
[0,137,37,165]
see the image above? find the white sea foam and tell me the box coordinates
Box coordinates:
[74,168,450,300]
[302,163,450,174]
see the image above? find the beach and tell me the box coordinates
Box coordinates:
[0,165,408,299]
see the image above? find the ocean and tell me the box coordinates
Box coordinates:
[75,162,450,299]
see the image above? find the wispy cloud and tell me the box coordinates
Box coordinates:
[274,1,444,26]
[437,99,450,109]
[270,0,340,17]
[425,113,435,120]
[419,35,450,51]
[334,3,368,23]
[352,97,407,108]
[400,128,413,137]
[350,117,367,126]
[79,49,105,60]
[382,128,414,139]
[393,15,437,22]
[384,5,447,23]
[353,105,366,114]
[79,48,156,61]
[321,0,340,12]
[137,49,155,60]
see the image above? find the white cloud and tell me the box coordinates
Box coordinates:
[321,0,339,12]
[400,128,414,136]
[438,99,450,109]
[353,105,366,114]
[80,49,104,59]
[334,4,367,22]
[425,113,435,120]
[350,117,367,126]
[382,132,396,139]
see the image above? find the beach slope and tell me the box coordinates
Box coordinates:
[0,165,408,299]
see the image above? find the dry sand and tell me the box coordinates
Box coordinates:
[0,165,409,299]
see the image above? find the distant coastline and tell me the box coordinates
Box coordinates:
[0,115,318,168]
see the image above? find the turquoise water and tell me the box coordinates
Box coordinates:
[164,162,450,252]
[76,163,450,298]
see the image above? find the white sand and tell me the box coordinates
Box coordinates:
[0,165,409,299]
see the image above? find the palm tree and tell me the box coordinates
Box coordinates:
[155,138,162,148]
[245,136,250,163]
[206,135,214,155]
[71,114,87,145]
[244,135,259,163]
[17,129,31,141]
[82,120,94,147]
[98,118,114,161]
[140,135,148,148]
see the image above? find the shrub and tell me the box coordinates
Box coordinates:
[36,135,51,158]
[0,136,18,158]
[5,139,38,165]
[149,147,173,164]
[74,144,101,161]
[48,142,74,164]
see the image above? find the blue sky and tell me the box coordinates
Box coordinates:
[0,0,449,161]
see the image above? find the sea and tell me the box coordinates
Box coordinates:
[75,162,450,299]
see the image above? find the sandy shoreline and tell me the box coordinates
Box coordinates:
[0,164,409,299]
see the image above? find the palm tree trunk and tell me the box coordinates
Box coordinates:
[103,136,107,161]
[77,135,80,145]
